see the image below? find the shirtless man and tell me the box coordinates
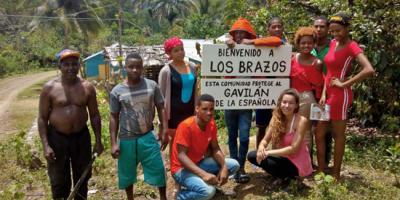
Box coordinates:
[38,49,104,200]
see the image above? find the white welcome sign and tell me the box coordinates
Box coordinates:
[201,78,290,109]
[201,44,292,76]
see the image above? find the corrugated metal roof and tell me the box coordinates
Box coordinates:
[103,43,167,67]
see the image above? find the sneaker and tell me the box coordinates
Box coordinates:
[234,169,250,184]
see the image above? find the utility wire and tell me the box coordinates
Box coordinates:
[64,3,115,17]
[0,14,118,21]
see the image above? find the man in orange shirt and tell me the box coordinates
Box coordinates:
[170,94,239,200]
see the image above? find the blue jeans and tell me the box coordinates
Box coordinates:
[224,110,252,168]
[173,157,239,200]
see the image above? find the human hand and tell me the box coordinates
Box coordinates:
[226,38,236,48]
[217,165,229,186]
[159,132,169,151]
[111,143,120,159]
[44,145,56,161]
[202,173,218,185]
[330,77,346,88]
[319,94,326,105]
[158,127,169,151]
[241,38,253,45]
[256,149,268,164]
[93,142,104,155]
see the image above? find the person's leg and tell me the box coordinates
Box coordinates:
[125,185,134,200]
[315,121,329,173]
[236,110,252,182]
[224,110,239,161]
[197,157,239,197]
[256,125,267,149]
[118,139,138,198]
[167,128,176,167]
[224,158,240,176]
[197,157,240,176]
[303,121,313,152]
[173,169,216,200]
[158,186,167,200]
[247,150,259,167]
[70,127,92,200]
[139,132,167,199]
[298,102,313,153]
[238,110,251,168]
[255,109,268,149]
[256,155,298,179]
[47,127,72,199]
[270,156,299,179]
[331,120,347,180]
[325,126,333,166]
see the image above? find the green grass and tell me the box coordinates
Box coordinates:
[17,80,47,99]
[8,80,49,133]
[0,67,55,79]
[0,87,399,199]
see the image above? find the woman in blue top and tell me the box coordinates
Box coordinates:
[159,36,197,199]
[159,36,197,158]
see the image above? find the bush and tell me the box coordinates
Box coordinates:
[312,173,348,199]
[380,115,400,134]
[183,14,225,39]
[384,143,400,185]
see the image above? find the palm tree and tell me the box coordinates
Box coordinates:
[132,0,198,26]
[29,0,104,48]
[197,0,224,16]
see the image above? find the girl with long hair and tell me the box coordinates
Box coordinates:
[247,89,313,181]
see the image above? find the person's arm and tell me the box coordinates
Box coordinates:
[312,59,325,100]
[158,67,170,121]
[314,59,323,72]
[242,38,255,45]
[265,116,308,157]
[156,102,169,150]
[331,53,375,88]
[154,82,169,150]
[178,144,218,185]
[209,139,229,186]
[37,82,55,161]
[319,82,327,105]
[258,126,272,150]
[189,62,199,112]
[251,36,283,47]
[256,125,272,163]
[158,66,168,97]
[109,89,121,159]
[109,112,120,158]
[86,83,103,155]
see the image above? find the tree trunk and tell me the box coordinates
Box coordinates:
[348,0,354,7]
[64,23,69,48]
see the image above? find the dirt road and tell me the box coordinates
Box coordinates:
[0,71,57,136]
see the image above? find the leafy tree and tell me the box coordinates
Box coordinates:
[29,0,104,49]
[264,0,400,131]
[132,0,198,26]
[223,0,247,25]
[183,14,224,39]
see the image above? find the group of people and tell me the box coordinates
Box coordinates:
[38,11,374,200]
